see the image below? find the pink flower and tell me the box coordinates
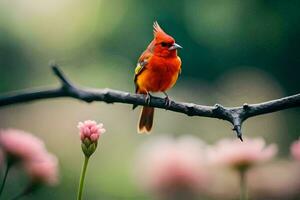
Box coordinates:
[135,135,209,198]
[248,161,300,199]
[77,120,105,157]
[290,139,300,161]
[0,129,46,161]
[0,129,60,186]
[77,120,105,142]
[24,153,59,186]
[208,138,277,170]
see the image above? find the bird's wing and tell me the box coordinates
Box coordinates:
[134,61,147,76]
[132,51,152,110]
[178,56,182,75]
[134,50,152,93]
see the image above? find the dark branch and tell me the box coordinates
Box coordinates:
[51,63,73,88]
[0,65,299,141]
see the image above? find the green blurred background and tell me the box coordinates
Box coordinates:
[0,0,299,199]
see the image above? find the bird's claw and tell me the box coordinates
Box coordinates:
[164,96,171,108]
[145,92,152,106]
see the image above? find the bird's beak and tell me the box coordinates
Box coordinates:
[169,43,182,50]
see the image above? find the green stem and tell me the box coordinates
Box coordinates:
[0,161,11,197]
[239,169,248,200]
[77,156,89,200]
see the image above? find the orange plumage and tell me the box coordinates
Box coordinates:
[134,22,182,133]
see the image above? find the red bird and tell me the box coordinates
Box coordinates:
[133,22,182,133]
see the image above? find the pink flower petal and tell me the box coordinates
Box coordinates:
[24,153,59,186]
[83,127,91,137]
[0,129,47,161]
[291,140,300,161]
[77,120,105,143]
[208,137,277,168]
[135,135,208,196]
[90,133,100,142]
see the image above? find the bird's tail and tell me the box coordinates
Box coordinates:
[138,106,154,133]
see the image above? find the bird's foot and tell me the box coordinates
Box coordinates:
[145,92,153,106]
[164,96,172,108]
[163,92,171,108]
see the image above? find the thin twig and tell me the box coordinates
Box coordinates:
[0,64,299,140]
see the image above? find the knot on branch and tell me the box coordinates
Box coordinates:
[243,103,250,110]
[102,89,114,104]
[186,104,196,116]
[213,103,226,115]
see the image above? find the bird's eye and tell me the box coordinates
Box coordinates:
[161,42,167,47]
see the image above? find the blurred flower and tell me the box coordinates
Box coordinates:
[208,138,277,200]
[135,135,208,200]
[77,120,105,157]
[248,161,300,200]
[0,129,59,184]
[208,138,277,170]
[0,128,59,199]
[290,139,300,161]
[0,129,46,163]
[24,153,59,186]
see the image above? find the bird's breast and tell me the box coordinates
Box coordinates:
[137,56,181,92]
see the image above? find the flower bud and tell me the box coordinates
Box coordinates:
[77,120,105,158]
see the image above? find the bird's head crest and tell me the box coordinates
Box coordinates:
[153,21,166,36]
[153,21,174,42]
[150,21,181,57]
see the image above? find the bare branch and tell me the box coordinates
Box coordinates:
[0,65,299,141]
[50,62,73,88]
